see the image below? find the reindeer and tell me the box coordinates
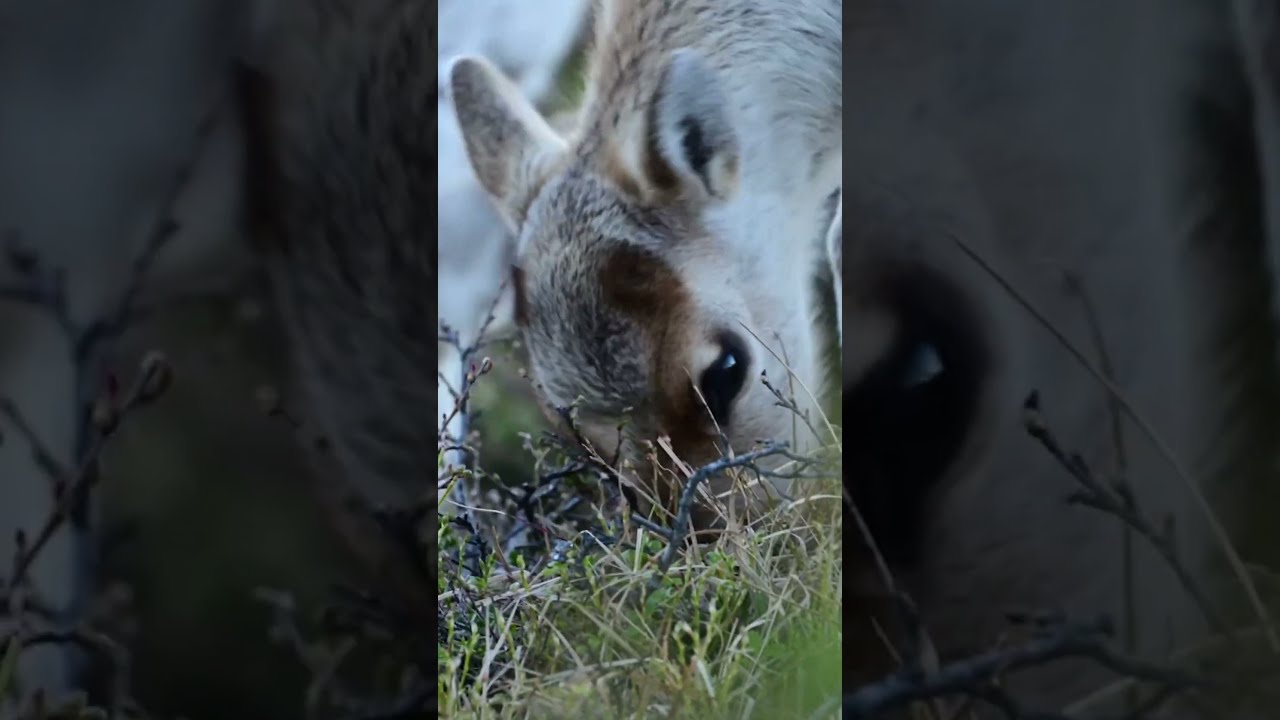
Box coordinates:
[839,0,1280,710]
[448,0,842,525]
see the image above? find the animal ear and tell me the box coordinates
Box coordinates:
[646,49,740,204]
[449,55,567,230]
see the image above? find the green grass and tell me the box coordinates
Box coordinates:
[438,333,843,719]
[438,466,842,720]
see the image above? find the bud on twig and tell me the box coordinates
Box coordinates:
[136,351,174,404]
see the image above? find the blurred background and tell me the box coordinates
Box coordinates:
[0,1,591,717]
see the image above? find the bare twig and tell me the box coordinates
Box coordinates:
[438,277,511,512]
[0,96,214,708]
[1061,271,1140,713]
[843,616,1203,719]
[653,442,813,579]
[0,397,71,486]
[1021,391,1228,637]
[0,614,139,717]
[949,231,1279,652]
[6,354,172,592]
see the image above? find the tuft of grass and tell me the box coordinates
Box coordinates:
[438,340,843,720]
[438,469,842,720]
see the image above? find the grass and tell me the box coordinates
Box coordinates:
[438,336,843,720]
[437,460,842,720]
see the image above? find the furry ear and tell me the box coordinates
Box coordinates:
[647,49,740,204]
[449,55,566,230]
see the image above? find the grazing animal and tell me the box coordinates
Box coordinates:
[841,0,1280,711]
[448,0,843,523]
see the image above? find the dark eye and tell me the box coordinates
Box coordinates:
[879,339,959,439]
[845,281,987,567]
[698,334,750,425]
[900,342,944,388]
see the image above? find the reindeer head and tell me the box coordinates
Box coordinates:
[448,52,829,520]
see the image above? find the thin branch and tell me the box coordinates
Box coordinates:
[1021,392,1229,637]
[0,397,72,486]
[949,230,1279,652]
[653,442,812,579]
[843,617,1203,719]
[5,354,172,591]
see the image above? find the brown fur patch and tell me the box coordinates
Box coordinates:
[599,243,716,469]
[599,243,686,326]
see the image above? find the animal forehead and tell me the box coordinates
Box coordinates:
[514,167,697,410]
[523,231,689,331]
[531,168,675,242]
[520,239,691,415]
[520,168,691,324]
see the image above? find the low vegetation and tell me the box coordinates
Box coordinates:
[436,336,844,720]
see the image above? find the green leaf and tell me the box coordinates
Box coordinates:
[645,587,672,618]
